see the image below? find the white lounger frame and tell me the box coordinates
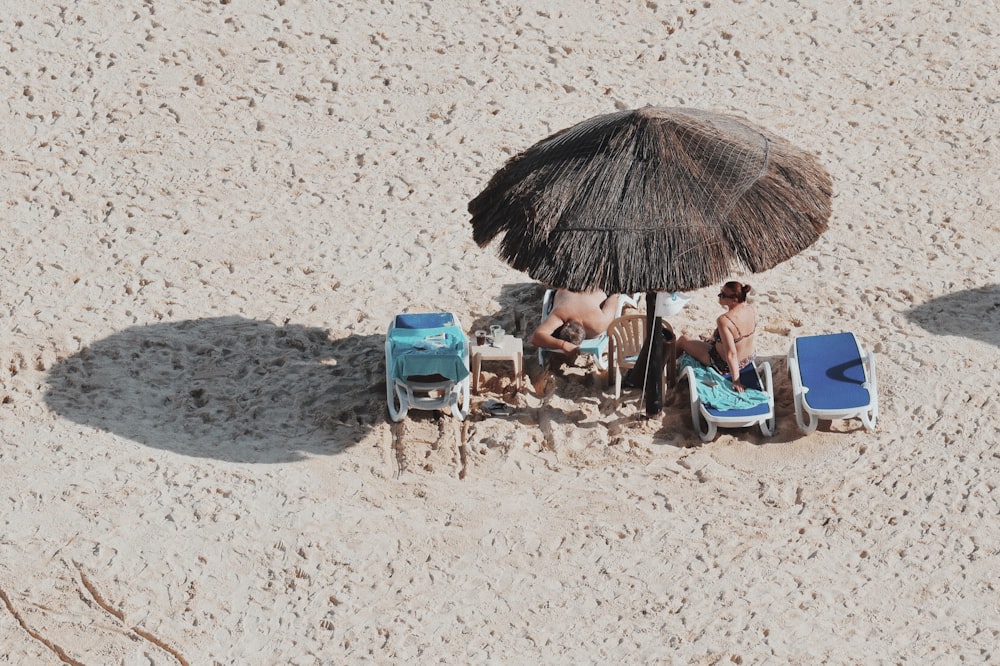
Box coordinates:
[681,361,776,442]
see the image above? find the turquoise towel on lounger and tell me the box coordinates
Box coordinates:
[390,327,469,382]
[678,353,769,411]
[394,346,469,382]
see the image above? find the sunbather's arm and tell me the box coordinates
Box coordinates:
[600,294,621,315]
[717,317,745,392]
[592,294,621,333]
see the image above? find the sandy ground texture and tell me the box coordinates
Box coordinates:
[2,0,999,663]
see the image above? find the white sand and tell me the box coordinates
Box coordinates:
[2,0,999,662]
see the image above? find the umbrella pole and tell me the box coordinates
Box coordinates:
[623,292,665,416]
[643,292,663,416]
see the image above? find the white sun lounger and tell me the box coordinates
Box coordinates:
[385,312,470,422]
[787,332,878,433]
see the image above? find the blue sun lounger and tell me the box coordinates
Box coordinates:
[787,332,878,433]
[385,312,470,422]
[680,355,776,442]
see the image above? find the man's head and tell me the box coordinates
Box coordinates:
[554,320,586,346]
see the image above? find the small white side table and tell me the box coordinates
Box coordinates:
[470,336,523,393]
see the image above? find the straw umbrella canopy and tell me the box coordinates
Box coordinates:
[468,106,831,295]
[468,106,831,416]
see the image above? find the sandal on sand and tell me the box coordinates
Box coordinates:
[481,399,515,417]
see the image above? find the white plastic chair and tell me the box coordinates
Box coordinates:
[607,314,677,399]
[787,332,878,433]
[385,312,470,422]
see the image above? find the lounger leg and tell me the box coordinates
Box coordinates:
[594,347,609,371]
[759,419,775,438]
[451,378,470,421]
[793,393,818,434]
[862,351,878,431]
[683,368,715,442]
[758,362,776,437]
[696,407,716,442]
[387,379,408,422]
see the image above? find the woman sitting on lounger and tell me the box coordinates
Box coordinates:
[677,281,756,393]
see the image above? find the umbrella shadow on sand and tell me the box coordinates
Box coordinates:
[44,317,385,463]
[467,282,545,343]
[906,284,1000,348]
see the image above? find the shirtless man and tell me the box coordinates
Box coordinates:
[530,289,622,354]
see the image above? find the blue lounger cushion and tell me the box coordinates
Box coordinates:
[394,312,455,330]
[794,333,871,411]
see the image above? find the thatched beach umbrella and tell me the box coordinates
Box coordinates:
[469,106,831,415]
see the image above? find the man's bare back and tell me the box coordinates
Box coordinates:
[550,290,616,337]
[531,289,622,353]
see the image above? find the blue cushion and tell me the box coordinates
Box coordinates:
[577,332,608,355]
[395,312,454,329]
[705,402,771,418]
[795,333,870,410]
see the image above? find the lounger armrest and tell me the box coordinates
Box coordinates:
[786,342,806,395]
[758,361,774,402]
[541,289,554,319]
[619,293,640,311]
[864,350,878,408]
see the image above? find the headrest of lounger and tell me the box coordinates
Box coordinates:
[395,312,454,329]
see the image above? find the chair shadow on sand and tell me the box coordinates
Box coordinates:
[906,284,1000,348]
[44,317,385,463]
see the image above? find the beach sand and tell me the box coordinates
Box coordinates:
[2,0,999,662]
